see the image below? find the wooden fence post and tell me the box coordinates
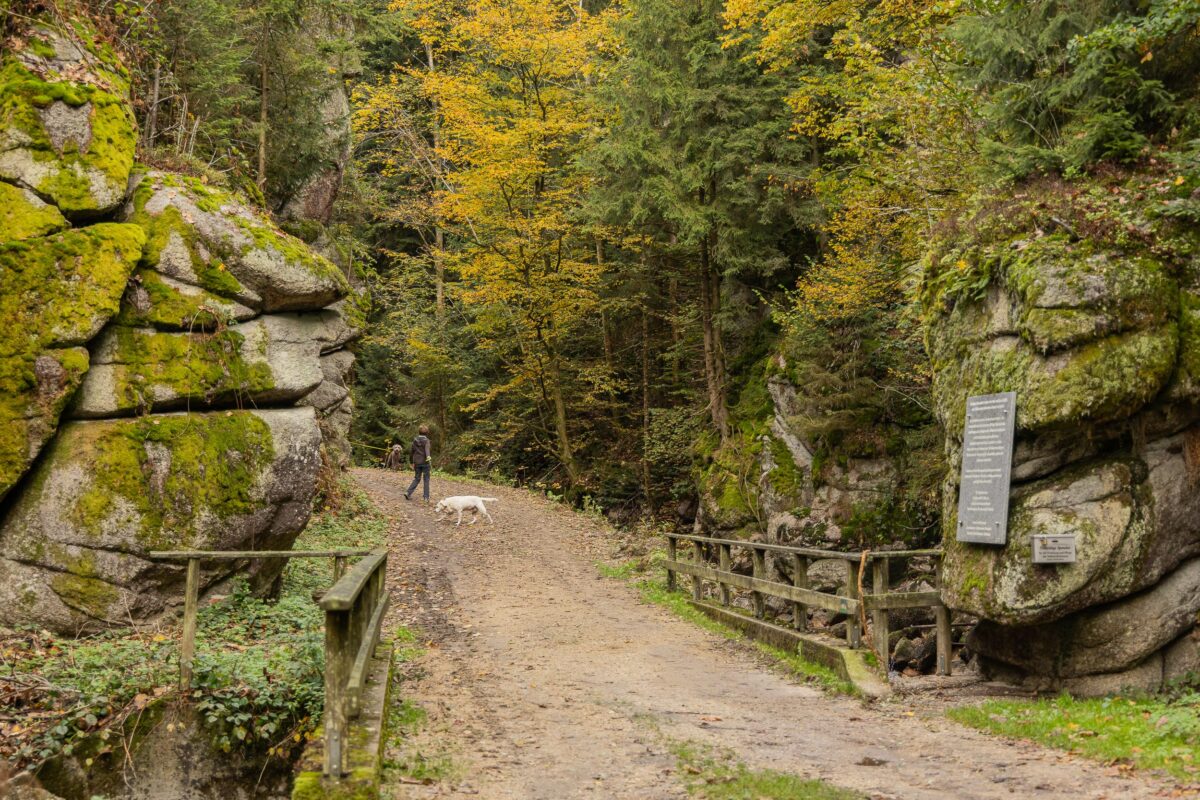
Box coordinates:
[691,540,703,602]
[718,543,731,606]
[935,557,951,675]
[324,608,350,776]
[791,553,808,631]
[666,535,677,591]
[179,558,199,692]
[751,547,766,619]
[872,557,890,665]
[845,559,862,649]
[333,555,347,581]
[935,605,952,676]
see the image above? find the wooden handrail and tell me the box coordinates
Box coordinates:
[665,533,942,561]
[322,547,389,777]
[319,548,387,611]
[150,549,372,560]
[663,533,951,676]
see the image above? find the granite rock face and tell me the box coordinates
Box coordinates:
[0,409,322,632]
[0,17,361,634]
[924,181,1200,693]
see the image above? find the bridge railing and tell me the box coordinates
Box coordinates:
[149,547,389,777]
[663,533,951,675]
[317,547,390,777]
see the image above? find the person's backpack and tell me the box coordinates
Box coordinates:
[411,435,430,466]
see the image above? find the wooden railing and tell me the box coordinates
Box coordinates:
[663,533,952,675]
[150,547,390,777]
[317,547,390,777]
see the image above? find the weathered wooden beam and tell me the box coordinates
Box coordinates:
[935,605,952,676]
[666,535,677,591]
[751,547,766,619]
[691,540,703,602]
[791,553,808,631]
[845,559,862,649]
[324,608,351,776]
[179,558,199,692]
[718,543,732,607]
[872,558,889,665]
[320,548,388,611]
[665,534,942,562]
[150,549,371,560]
[860,591,944,611]
[663,559,858,615]
[347,590,391,718]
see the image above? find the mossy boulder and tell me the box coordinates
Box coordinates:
[0,22,136,218]
[0,407,322,632]
[970,556,1200,678]
[0,181,68,241]
[116,267,257,330]
[0,222,144,501]
[123,171,351,312]
[924,174,1200,687]
[71,312,345,417]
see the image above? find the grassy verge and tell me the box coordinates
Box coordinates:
[948,689,1200,782]
[598,557,856,696]
[670,739,862,799]
[0,480,386,772]
[381,640,460,790]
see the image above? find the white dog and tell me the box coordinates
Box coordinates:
[434,495,498,526]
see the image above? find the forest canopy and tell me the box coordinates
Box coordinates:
[13,0,1200,534]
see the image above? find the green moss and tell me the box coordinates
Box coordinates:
[0,224,143,498]
[115,268,247,329]
[49,569,119,618]
[0,182,67,241]
[63,412,276,548]
[98,325,275,414]
[0,51,136,215]
[233,213,349,290]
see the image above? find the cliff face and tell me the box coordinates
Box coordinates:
[0,20,360,633]
[694,328,941,556]
[923,174,1200,694]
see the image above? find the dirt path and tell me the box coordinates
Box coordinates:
[357,468,1181,800]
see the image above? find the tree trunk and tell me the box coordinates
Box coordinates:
[434,227,445,317]
[145,62,160,149]
[549,357,580,486]
[641,307,653,509]
[257,55,268,191]
[699,237,729,443]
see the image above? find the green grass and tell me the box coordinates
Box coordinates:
[381,683,460,787]
[598,555,857,696]
[949,691,1200,781]
[670,739,862,799]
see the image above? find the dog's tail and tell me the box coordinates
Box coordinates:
[481,497,499,503]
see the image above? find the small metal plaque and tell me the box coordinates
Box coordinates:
[1032,534,1077,564]
[956,392,1016,545]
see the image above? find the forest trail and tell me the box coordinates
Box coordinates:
[356,468,1179,800]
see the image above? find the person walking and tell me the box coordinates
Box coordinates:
[384,441,404,470]
[404,425,433,502]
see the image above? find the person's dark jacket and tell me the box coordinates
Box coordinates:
[411,434,431,466]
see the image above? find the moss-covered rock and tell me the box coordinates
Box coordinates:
[115,267,257,330]
[123,171,351,312]
[0,407,322,632]
[0,181,68,241]
[72,313,340,417]
[0,222,144,501]
[0,22,136,218]
[925,174,1200,686]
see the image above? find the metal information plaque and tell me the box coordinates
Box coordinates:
[956,391,1016,545]
[1032,534,1077,564]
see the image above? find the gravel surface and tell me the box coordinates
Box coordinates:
[355,468,1184,800]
